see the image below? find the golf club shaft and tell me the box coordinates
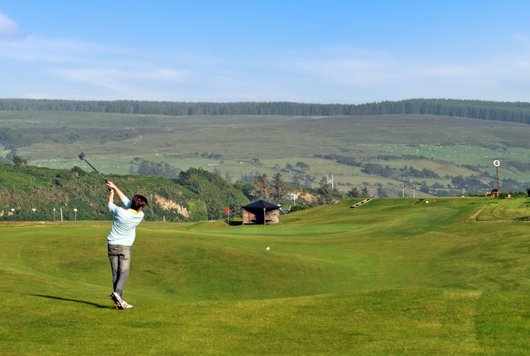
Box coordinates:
[83,159,100,173]
[80,154,110,187]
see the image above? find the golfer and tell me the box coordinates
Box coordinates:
[106,180,148,309]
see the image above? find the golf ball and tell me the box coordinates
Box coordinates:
[266,246,270,251]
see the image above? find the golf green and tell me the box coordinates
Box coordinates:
[1,197,530,354]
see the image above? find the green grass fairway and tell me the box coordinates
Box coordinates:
[2,197,530,354]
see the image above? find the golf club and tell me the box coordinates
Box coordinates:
[78,152,100,173]
[78,152,110,186]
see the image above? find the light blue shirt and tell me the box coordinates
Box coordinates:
[107,196,145,247]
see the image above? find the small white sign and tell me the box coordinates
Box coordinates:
[493,160,501,167]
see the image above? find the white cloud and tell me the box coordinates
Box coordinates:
[0,34,125,62]
[52,67,194,98]
[0,33,197,99]
[0,12,19,37]
[4,24,530,103]
[279,44,530,103]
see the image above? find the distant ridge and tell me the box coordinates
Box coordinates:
[1,98,530,124]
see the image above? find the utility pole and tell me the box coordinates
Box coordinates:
[493,160,501,193]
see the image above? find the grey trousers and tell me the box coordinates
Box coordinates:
[108,244,131,298]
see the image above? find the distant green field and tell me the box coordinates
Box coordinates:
[2,111,529,192]
[2,197,530,354]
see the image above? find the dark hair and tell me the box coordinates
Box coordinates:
[131,194,148,211]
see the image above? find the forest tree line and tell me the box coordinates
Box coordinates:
[2,98,530,124]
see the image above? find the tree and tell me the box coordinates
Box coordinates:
[292,175,301,188]
[347,187,360,198]
[187,199,208,221]
[224,172,233,183]
[252,174,270,200]
[295,161,310,171]
[270,173,286,203]
[133,159,180,178]
[13,155,27,167]
[360,187,370,198]
[376,185,388,198]
[317,184,334,204]
[3,98,530,124]
[178,167,248,220]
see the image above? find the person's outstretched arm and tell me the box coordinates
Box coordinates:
[106,181,131,207]
[108,187,115,205]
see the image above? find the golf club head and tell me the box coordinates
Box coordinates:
[78,152,110,190]
[78,152,100,173]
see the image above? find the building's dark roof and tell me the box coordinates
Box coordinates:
[242,199,280,210]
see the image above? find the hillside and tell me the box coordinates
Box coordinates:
[2,197,530,353]
[1,99,530,197]
[0,163,248,221]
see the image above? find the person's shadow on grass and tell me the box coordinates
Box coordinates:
[28,294,115,309]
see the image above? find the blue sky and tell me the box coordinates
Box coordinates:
[1,0,530,103]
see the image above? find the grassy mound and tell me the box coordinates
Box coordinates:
[1,197,530,354]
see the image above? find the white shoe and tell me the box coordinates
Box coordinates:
[121,300,134,309]
[109,292,124,309]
